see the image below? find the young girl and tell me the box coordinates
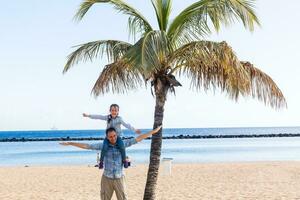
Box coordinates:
[83,104,141,169]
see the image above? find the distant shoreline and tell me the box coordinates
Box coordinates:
[1,133,300,142]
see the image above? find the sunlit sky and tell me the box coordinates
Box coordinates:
[1,0,300,131]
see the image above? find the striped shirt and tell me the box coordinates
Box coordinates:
[89,115,135,137]
[88,138,137,179]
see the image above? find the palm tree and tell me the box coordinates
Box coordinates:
[63,0,286,199]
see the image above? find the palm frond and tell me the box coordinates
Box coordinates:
[151,0,172,31]
[75,0,153,39]
[167,0,260,48]
[241,61,287,109]
[74,0,108,21]
[122,30,172,78]
[63,40,132,73]
[170,41,250,100]
[92,60,144,95]
[170,41,286,109]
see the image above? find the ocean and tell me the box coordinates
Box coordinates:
[1,127,300,166]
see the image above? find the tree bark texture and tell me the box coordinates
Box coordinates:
[143,78,168,200]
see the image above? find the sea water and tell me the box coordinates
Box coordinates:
[1,130,300,166]
[1,127,300,139]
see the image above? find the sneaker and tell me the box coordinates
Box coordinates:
[98,161,104,169]
[123,160,129,168]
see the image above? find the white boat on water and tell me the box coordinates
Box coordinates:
[50,126,58,130]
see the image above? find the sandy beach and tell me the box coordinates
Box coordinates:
[1,162,300,200]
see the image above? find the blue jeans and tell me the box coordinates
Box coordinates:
[100,136,126,162]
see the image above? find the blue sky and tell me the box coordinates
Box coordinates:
[1,0,300,131]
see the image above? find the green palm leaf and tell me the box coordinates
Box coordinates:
[63,40,132,73]
[167,0,260,47]
[151,0,172,31]
[74,0,153,38]
[122,30,172,78]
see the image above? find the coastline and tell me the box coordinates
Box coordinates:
[2,133,300,142]
[1,162,300,199]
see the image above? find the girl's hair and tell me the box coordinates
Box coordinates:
[109,104,119,111]
[108,104,119,123]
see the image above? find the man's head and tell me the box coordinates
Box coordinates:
[106,127,117,145]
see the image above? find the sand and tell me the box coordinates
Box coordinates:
[1,162,300,200]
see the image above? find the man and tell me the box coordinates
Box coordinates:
[60,125,162,200]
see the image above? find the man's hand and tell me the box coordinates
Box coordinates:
[59,142,71,146]
[151,125,162,135]
[135,129,142,134]
[82,113,89,117]
[135,125,162,142]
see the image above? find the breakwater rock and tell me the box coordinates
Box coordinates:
[1,133,300,142]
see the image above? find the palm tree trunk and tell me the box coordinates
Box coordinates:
[143,80,167,200]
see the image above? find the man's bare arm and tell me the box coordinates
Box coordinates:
[136,125,162,142]
[59,142,90,149]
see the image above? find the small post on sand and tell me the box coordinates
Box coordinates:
[96,152,100,164]
[162,157,173,175]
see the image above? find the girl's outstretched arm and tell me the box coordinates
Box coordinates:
[120,117,141,134]
[82,113,108,120]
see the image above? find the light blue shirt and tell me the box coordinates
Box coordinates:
[89,115,135,137]
[88,138,137,179]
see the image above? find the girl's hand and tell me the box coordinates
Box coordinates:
[82,113,89,117]
[135,129,142,134]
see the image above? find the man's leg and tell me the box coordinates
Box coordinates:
[113,176,127,200]
[100,175,114,200]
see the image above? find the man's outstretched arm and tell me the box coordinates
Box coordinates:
[59,142,90,149]
[135,125,162,142]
